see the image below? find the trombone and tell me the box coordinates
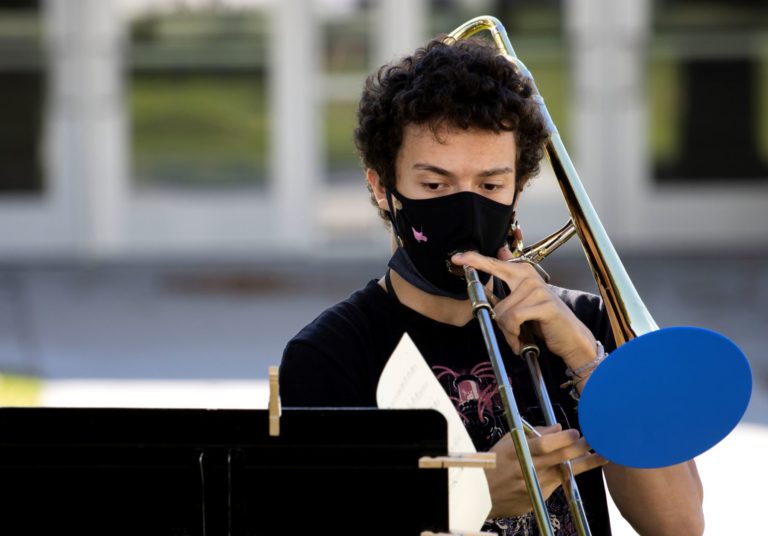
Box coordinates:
[447,15,655,536]
[449,14,752,536]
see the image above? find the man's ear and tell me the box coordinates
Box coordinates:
[366,169,389,212]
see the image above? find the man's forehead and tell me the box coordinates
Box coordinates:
[400,123,517,153]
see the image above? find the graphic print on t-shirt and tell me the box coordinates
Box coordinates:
[433,361,577,536]
[433,360,508,450]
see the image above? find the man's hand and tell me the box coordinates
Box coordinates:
[486,424,607,518]
[451,249,597,369]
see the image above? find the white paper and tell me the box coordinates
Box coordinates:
[376,333,492,532]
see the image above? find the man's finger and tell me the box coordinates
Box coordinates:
[570,452,609,476]
[452,250,542,293]
[532,424,562,436]
[487,292,500,307]
[495,425,559,459]
[451,250,509,280]
[496,302,556,337]
[529,428,581,456]
[497,244,515,262]
[493,278,549,317]
[542,437,593,466]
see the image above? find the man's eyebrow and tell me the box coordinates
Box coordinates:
[412,163,515,178]
[412,163,455,177]
[478,166,515,178]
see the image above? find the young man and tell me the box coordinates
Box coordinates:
[280,38,703,535]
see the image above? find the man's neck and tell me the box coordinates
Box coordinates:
[381,269,488,327]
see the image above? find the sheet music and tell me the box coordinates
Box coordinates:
[376,333,492,532]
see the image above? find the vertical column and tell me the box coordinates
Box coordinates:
[373,0,427,66]
[605,1,650,246]
[565,0,613,222]
[565,0,650,242]
[46,0,125,258]
[270,0,319,253]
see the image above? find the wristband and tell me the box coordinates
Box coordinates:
[561,340,606,402]
[565,340,606,379]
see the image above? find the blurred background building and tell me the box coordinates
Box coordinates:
[1,0,766,260]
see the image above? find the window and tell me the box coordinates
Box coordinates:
[318,3,373,183]
[0,0,44,194]
[129,6,269,189]
[650,0,768,183]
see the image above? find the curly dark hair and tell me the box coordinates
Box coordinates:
[355,37,550,222]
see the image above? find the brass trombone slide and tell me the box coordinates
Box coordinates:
[463,265,555,536]
[449,16,604,535]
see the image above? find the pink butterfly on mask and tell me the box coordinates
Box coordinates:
[412,227,428,243]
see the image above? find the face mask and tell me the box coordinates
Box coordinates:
[386,188,517,300]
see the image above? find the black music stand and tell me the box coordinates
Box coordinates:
[0,407,448,535]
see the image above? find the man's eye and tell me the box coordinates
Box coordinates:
[424,183,442,191]
[482,183,501,191]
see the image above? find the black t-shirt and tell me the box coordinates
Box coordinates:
[280,278,615,536]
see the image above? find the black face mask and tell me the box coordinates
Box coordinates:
[386,188,517,300]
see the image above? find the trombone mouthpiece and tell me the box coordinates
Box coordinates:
[463,265,480,283]
[446,249,476,278]
[446,261,466,277]
[464,265,492,315]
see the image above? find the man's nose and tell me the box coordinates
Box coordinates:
[455,179,474,193]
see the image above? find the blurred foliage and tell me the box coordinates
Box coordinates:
[0,372,41,407]
[653,0,768,32]
[322,14,371,74]
[761,59,768,161]
[649,58,681,166]
[129,11,269,189]
[131,75,269,188]
[325,100,360,176]
[319,9,371,182]
[525,57,569,145]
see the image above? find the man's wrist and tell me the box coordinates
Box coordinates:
[566,340,606,378]
[563,336,601,370]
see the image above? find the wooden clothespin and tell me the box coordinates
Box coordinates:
[268,366,281,437]
[418,452,496,470]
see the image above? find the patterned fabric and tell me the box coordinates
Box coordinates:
[435,361,578,535]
